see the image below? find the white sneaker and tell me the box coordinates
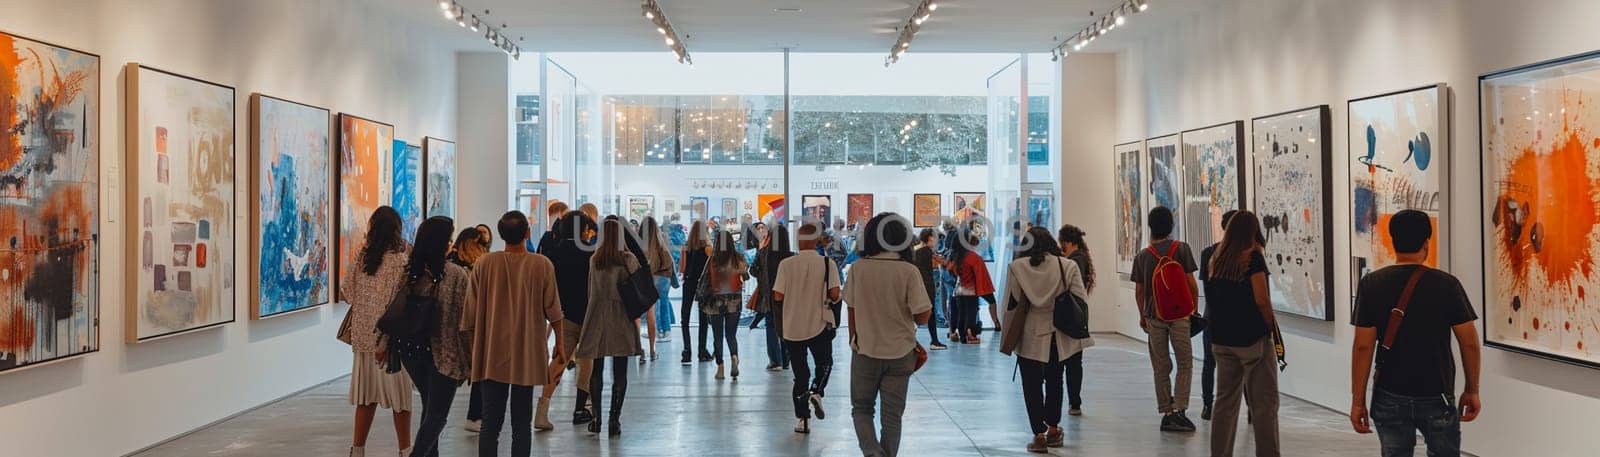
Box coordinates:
[463,419,481,433]
[809,393,826,420]
[794,418,810,434]
[658,334,673,342]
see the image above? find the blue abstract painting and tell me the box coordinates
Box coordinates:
[1146,134,1182,241]
[392,140,423,243]
[254,95,330,318]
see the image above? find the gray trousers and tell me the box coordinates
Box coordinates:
[1144,317,1193,414]
[1210,337,1280,457]
[851,350,918,457]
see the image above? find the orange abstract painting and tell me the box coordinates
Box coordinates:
[1483,53,1600,366]
[337,114,393,301]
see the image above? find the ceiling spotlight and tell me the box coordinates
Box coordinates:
[645,10,655,19]
[900,42,909,48]
[1139,0,1150,12]
[665,37,675,45]
[1115,15,1126,26]
[657,27,666,34]
[928,2,938,11]
[439,0,450,9]
[470,16,480,32]
[457,15,466,27]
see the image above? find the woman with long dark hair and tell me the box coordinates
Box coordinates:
[1056,224,1096,416]
[698,230,750,379]
[679,220,712,365]
[945,222,996,344]
[1001,226,1094,453]
[578,218,646,436]
[393,216,471,457]
[751,225,796,371]
[344,206,414,457]
[1202,211,1280,457]
[640,217,677,360]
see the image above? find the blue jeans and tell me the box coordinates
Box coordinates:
[654,276,675,332]
[1370,389,1461,457]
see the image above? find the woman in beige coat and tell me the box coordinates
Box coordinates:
[343,206,414,457]
[1000,226,1095,454]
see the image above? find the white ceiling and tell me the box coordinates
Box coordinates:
[410,0,1206,53]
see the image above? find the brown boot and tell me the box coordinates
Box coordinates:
[1027,433,1048,453]
[1046,426,1064,447]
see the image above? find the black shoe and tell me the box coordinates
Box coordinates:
[1171,411,1197,432]
[573,408,594,425]
[586,417,601,434]
[608,414,622,437]
[1201,405,1213,421]
[1159,413,1182,432]
[681,352,692,366]
[698,350,714,362]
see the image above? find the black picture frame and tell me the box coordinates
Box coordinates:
[1249,105,1335,321]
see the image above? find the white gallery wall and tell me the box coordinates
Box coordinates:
[0,0,459,455]
[1055,52,1120,332]
[1106,0,1600,455]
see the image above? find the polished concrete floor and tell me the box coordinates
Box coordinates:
[137,330,1422,456]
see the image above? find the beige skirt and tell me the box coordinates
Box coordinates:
[348,351,413,412]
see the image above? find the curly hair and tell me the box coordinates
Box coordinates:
[360,206,405,276]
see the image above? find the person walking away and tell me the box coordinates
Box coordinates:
[680,221,713,364]
[538,211,597,429]
[641,217,678,354]
[697,230,750,379]
[1000,227,1095,453]
[844,214,932,457]
[1200,211,1280,457]
[393,217,472,457]
[452,228,493,433]
[945,224,996,344]
[578,218,647,437]
[1130,206,1201,432]
[1057,224,1097,416]
[461,211,564,457]
[1197,210,1240,420]
[936,222,958,340]
[1350,209,1481,457]
[343,207,414,457]
[913,228,948,350]
[752,226,797,371]
[773,223,841,433]
[532,201,569,252]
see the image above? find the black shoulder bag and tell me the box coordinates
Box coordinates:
[378,276,442,343]
[1052,259,1092,339]
[619,257,659,320]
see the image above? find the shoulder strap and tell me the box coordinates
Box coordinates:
[1166,241,1179,258]
[1381,267,1429,350]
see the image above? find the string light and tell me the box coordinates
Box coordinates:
[1050,0,1150,58]
[885,0,938,66]
[436,2,521,59]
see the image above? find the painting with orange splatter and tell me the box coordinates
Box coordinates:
[336,114,392,302]
[126,64,236,342]
[1253,106,1334,320]
[0,32,99,372]
[1180,121,1246,264]
[847,193,874,227]
[1347,85,1449,299]
[1482,52,1600,367]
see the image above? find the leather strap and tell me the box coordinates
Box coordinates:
[1381,267,1429,350]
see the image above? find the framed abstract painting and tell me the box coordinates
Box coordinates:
[392,140,422,242]
[1114,141,1143,274]
[1145,134,1183,241]
[953,192,986,223]
[913,194,941,228]
[721,197,738,224]
[1179,121,1246,253]
[250,94,331,320]
[1252,105,1334,321]
[336,114,393,301]
[848,193,874,226]
[0,32,100,370]
[689,196,709,223]
[423,137,456,219]
[1482,51,1600,367]
[1347,84,1449,296]
[629,195,654,221]
[758,193,786,224]
[126,64,237,342]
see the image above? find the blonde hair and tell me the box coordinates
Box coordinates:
[578,203,600,222]
[547,200,570,219]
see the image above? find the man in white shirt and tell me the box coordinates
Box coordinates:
[773,223,843,434]
[843,214,932,457]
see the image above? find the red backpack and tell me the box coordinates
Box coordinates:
[1147,242,1196,321]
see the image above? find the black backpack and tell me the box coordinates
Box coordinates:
[378,275,441,343]
[1052,259,1091,339]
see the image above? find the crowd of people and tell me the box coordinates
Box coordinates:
[336,198,1484,457]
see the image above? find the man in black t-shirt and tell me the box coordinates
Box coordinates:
[1130,207,1200,433]
[1350,210,1481,457]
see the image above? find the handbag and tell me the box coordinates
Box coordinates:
[336,308,354,345]
[377,276,441,343]
[822,257,841,328]
[619,260,659,320]
[1051,259,1092,339]
[914,343,929,372]
[1189,314,1209,337]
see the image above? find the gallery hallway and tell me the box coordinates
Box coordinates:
[135,333,1420,456]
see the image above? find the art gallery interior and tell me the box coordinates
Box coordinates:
[3,0,1600,456]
